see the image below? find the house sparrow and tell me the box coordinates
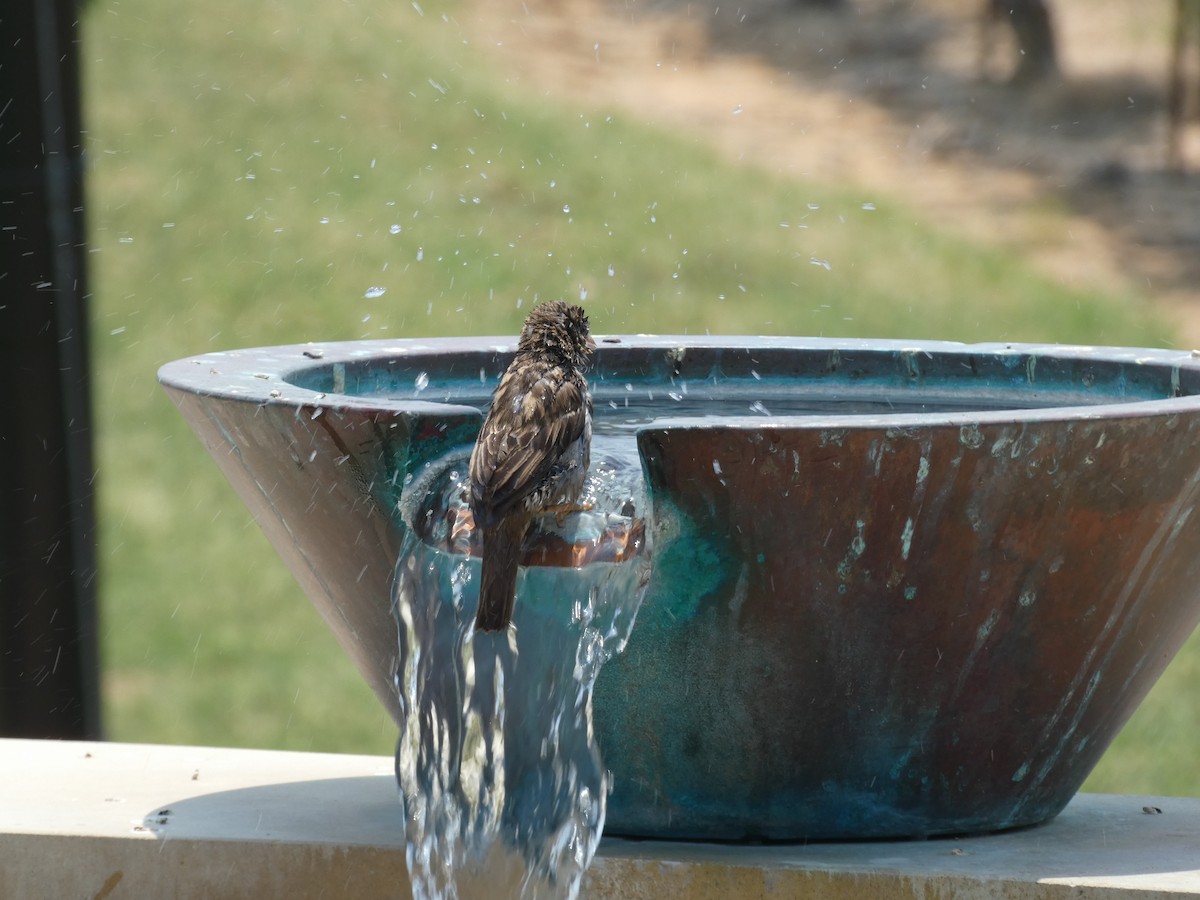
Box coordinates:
[469,300,595,631]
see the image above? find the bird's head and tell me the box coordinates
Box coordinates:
[517,300,594,371]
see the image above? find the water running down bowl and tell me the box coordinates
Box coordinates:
[159,336,1200,840]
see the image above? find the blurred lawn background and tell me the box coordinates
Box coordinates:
[85,0,1198,792]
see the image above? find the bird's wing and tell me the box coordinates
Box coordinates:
[469,365,588,526]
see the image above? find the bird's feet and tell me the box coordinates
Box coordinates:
[541,501,594,526]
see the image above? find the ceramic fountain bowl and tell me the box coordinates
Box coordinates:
[160,336,1200,840]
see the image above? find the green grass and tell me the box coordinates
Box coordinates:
[85,0,1195,792]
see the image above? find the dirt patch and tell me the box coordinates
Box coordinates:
[468,0,1200,344]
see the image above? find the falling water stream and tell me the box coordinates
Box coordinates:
[392,433,651,900]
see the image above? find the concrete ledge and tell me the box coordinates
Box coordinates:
[0,739,1196,898]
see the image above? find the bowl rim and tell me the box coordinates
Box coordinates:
[158,335,1200,430]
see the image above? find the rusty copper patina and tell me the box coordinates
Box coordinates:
[161,336,1200,839]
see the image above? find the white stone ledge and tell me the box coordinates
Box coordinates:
[0,739,1196,898]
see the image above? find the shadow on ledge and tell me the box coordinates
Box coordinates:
[141,775,406,848]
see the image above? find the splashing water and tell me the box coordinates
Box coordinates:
[393,437,650,900]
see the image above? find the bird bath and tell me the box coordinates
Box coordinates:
[159,336,1200,842]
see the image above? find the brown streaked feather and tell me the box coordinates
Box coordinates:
[468,299,593,631]
[469,366,589,525]
[475,515,529,631]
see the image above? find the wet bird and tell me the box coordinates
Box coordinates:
[468,300,595,632]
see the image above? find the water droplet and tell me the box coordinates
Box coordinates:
[732,104,744,115]
[861,201,877,211]
[414,372,429,393]
[607,264,615,277]
[810,257,832,271]
[578,786,596,825]
[563,204,571,214]
[364,286,387,299]
[389,223,402,235]
[319,216,330,225]
[416,247,424,261]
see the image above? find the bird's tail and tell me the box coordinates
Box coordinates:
[475,516,529,631]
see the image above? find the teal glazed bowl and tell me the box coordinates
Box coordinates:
[160,337,1200,839]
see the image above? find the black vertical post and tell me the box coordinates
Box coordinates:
[0,0,101,738]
